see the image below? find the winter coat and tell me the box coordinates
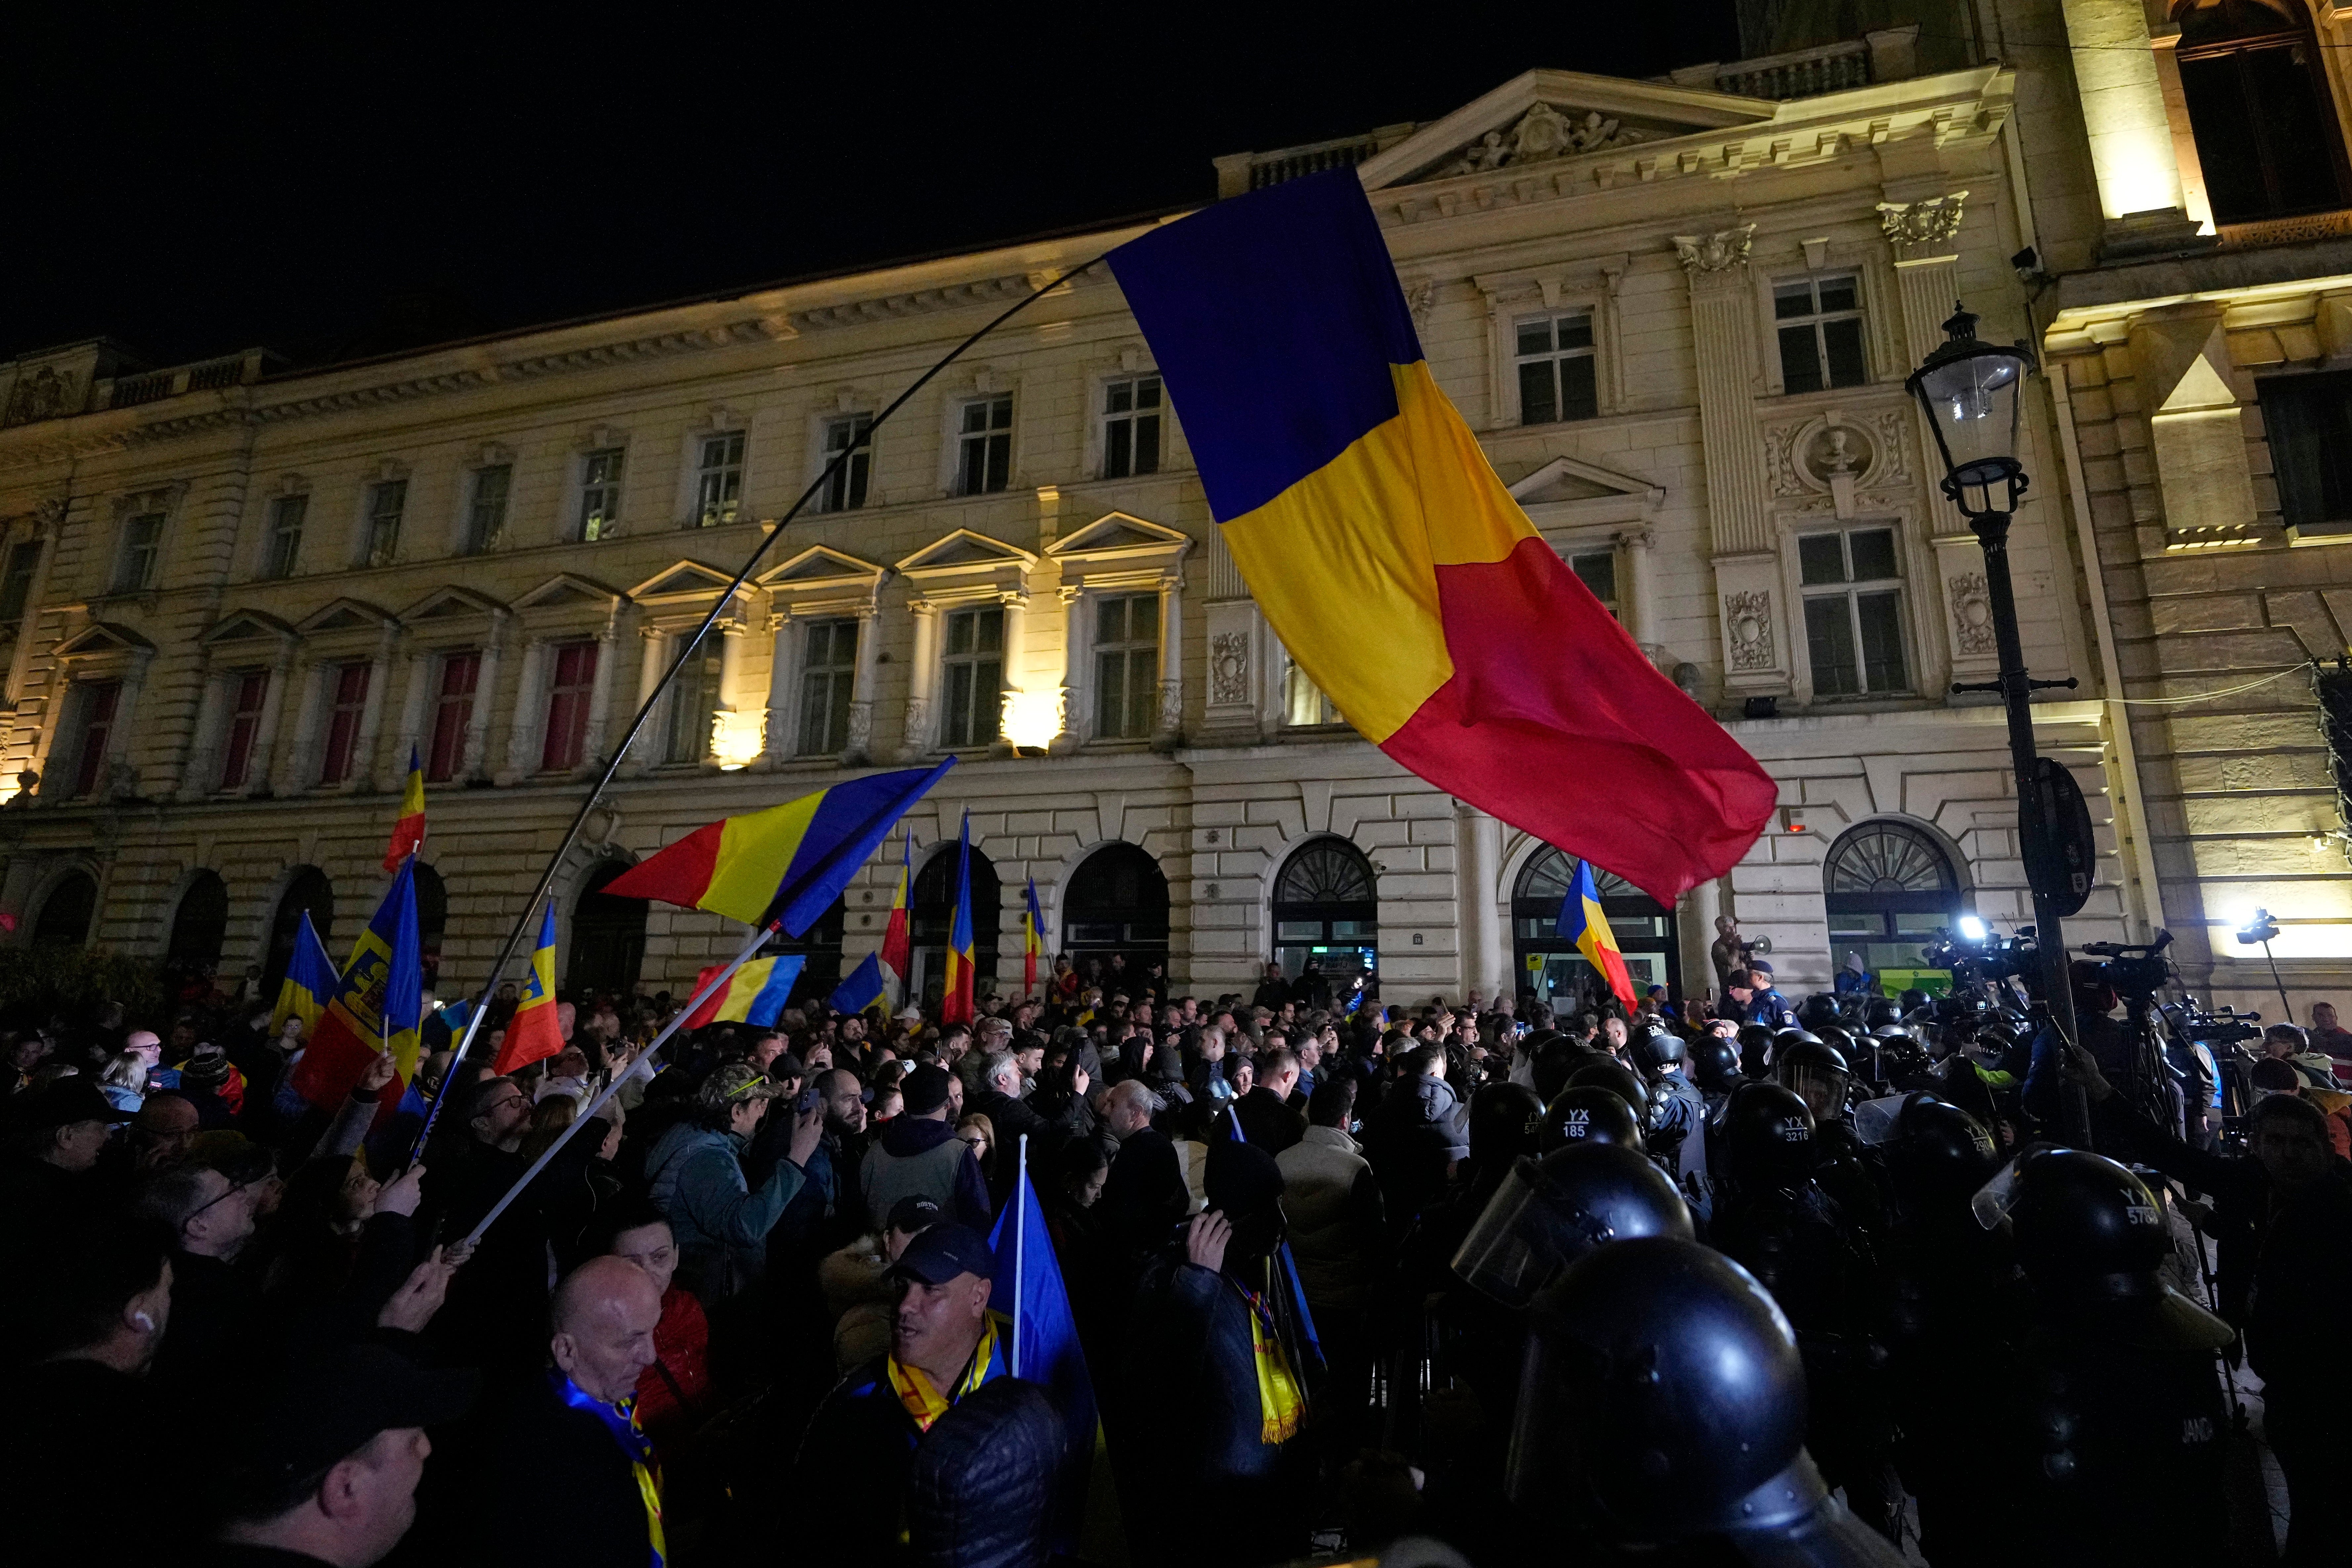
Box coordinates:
[645,1119,808,1301]
[1362,1071,1469,1236]
[859,1113,992,1232]
[1274,1124,1386,1313]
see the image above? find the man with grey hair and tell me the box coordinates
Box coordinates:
[1101,1079,1189,1254]
[967,1050,1059,1212]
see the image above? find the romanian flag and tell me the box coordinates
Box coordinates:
[289,857,424,1113]
[603,761,952,934]
[383,745,426,871]
[683,953,806,1029]
[269,909,337,1038]
[493,902,564,1074]
[1109,170,1775,902]
[878,831,913,1007]
[1022,876,1044,997]
[830,950,889,1019]
[942,814,976,1025]
[1557,857,1636,1008]
[988,1144,1103,1553]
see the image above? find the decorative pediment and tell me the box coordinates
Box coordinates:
[295,597,398,636]
[198,610,297,647]
[628,561,740,604]
[1508,456,1665,527]
[1354,69,1770,191]
[895,529,1038,574]
[400,585,507,622]
[757,544,883,589]
[1047,512,1193,593]
[1045,512,1191,559]
[757,546,885,616]
[56,621,157,659]
[514,574,625,623]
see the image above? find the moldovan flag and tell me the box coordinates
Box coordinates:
[1558,857,1636,1007]
[1109,170,1775,901]
[683,954,805,1029]
[269,909,337,1039]
[878,830,913,1006]
[1022,876,1045,997]
[289,857,424,1113]
[493,902,564,1074]
[829,951,890,1019]
[602,760,953,935]
[383,745,426,871]
[942,814,976,1026]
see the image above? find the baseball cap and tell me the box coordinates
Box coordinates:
[770,1052,807,1083]
[222,1343,477,1514]
[901,1063,953,1117]
[886,1194,943,1236]
[18,1077,135,1129]
[886,1220,996,1286]
[698,1063,786,1109]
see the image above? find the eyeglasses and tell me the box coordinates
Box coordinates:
[184,1174,259,1229]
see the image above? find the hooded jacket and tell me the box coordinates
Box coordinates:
[645,1120,808,1300]
[1362,1072,1468,1237]
[1274,1124,1386,1313]
[859,1113,992,1232]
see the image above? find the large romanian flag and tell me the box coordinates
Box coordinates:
[683,953,806,1029]
[493,901,564,1074]
[603,760,953,934]
[942,814,976,1025]
[1108,170,1774,901]
[878,830,913,1006]
[289,858,424,1113]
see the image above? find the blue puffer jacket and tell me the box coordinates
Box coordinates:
[646,1120,808,1300]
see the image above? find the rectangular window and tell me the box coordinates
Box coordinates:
[956,396,1013,496]
[1092,594,1161,739]
[797,618,858,755]
[578,448,624,541]
[1102,377,1163,479]
[364,480,406,567]
[941,604,1004,748]
[815,417,872,514]
[0,540,44,632]
[696,432,745,527]
[540,640,599,772]
[72,680,121,797]
[1799,525,1908,697]
[2260,371,2352,534]
[464,465,511,555]
[263,495,307,579]
[425,652,479,783]
[219,671,271,789]
[1284,657,1341,727]
[1569,549,1619,620]
[1774,275,1868,395]
[664,645,721,765]
[115,511,164,592]
[1516,313,1600,425]
[319,660,372,785]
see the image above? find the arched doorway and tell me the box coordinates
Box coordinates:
[1512,848,1677,1013]
[1271,838,1377,993]
[412,862,448,992]
[263,867,334,996]
[1823,819,1966,991]
[31,869,98,949]
[767,894,846,1010]
[166,870,230,979]
[569,859,648,997]
[912,842,1000,1005]
[1062,842,1170,985]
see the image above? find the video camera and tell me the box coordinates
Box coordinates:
[2077,929,2176,1000]
[1920,919,2040,990]
[2162,1001,2262,1050]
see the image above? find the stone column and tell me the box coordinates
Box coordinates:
[1680,876,1725,1006]
[1058,587,1089,748]
[1153,574,1184,750]
[350,630,397,787]
[500,637,548,784]
[107,648,156,799]
[1456,802,1505,1004]
[245,647,295,797]
[1880,192,1972,538]
[267,657,324,795]
[711,618,756,764]
[1617,525,1657,655]
[581,624,621,770]
[846,606,880,763]
[995,594,1030,755]
[388,652,432,791]
[623,623,665,777]
[762,612,794,765]
[903,601,939,756]
[461,625,505,783]
[1681,224,1787,698]
[178,670,228,801]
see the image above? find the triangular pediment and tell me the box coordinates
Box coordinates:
[198,610,296,647]
[295,597,397,636]
[627,560,740,602]
[1354,69,1773,191]
[56,621,155,657]
[895,529,1038,573]
[515,573,623,611]
[1045,512,1191,558]
[1508,455,1665,511]
[401,585,505,621]
[756,545,884,587]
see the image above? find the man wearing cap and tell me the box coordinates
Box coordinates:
[205,1342,474,1567]
[645,1061,823,1302]
[0,1076,133,1236]
[860,1061,992,1233]
[792,1221,1007,1562]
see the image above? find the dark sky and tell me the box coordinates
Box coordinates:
[8,6,1740,369]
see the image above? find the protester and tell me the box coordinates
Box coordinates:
[645,1063,822,1302]
[862,1062,992,1232]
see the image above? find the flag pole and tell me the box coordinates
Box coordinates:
[1012,1132,1027,1379]
[460,915,778,1246]
[408,252,1106,1162]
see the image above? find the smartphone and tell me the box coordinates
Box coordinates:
[795,1082,822,1116]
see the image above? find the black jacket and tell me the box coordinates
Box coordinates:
[968,1090,1062,1209]
[1099,1126,1189,1258]
[1221,1086,1305,1156]
[415,1371,650,1568]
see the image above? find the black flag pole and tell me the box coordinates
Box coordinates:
[408,252,1108,1158]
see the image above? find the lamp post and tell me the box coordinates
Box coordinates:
[2234,907,2293,1022]
[1906,305,2089,1141]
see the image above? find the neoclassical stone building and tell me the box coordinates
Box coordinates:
[0,16,2150,1013]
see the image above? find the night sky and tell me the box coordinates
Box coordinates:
[8,7,1740,369]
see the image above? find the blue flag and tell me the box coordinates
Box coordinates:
[828,951,889,1017]
[987,1145,1098,1551]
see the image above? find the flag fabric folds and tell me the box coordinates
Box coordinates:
[828,951,889,1019]
[942,815,976,1025]
[269,910,337,1039]
[1022,876,1044,997]
[1107,169,1775,902]
[987,1144,1099,1552]
[493,902,565,1074]
[289,858,424,1112]
[878,830,913,1009]
[682,954,806,1029]
[1557,857,1636,1007]
[602,761,954,934]
[382,745,426,871]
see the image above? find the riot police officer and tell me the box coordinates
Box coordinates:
[1632,1024,1707,1203]
[1538,1083,1644,1154]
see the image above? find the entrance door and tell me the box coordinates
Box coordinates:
[569,860,648,997]
[1062,842,1169,981]
[1271,838,1379,998]
[1511,848,1678,1012]
[911,842,1001,1006]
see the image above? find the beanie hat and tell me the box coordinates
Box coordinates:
[902,1063,953,1117]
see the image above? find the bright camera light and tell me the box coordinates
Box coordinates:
[1957,915,1988,942]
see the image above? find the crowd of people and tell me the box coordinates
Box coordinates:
[4,942,2349,1567]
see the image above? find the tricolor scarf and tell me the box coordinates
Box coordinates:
[886,1314,1001,1432]
[1233,1279,1306,1445]
[554,1373,667,1568]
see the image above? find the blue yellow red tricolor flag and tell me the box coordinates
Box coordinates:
[603,761,953,934]
[269,909,337,1038]
[383,745,426,871]
[288,857,424,1113]
[988,1142,1106,1553]
[1023,876,1044,997]
[494,901,564,1074]
[1109,170,1775,901]
[829,950,889,1019]
[942,814,976,1025]
[1557,857,1636,1008]
[683,954,806,1029]
[878,830,912,1006]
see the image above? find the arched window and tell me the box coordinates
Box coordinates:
[912,843,1001,1002]
[1511,847,1679,1007]
[1822,820,1964,977]
[412,862,448,990]
[166,870,230,977]
[1063,842,1171,973]
[569,859,647,997]
[2175,0,2351,224]
[1271,838,1377,985]
[263,867,334,996]
[32,870,98,949]
[768,893,846,1005]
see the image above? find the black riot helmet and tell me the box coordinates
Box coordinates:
[1775,1038,1853,1120]
[1468,1082,1548,1170]
[1542,1084,1646,1153]
[1531,1035,1585,1102]
[2009,1149,2171,1302]
[1630,1026,1685,1075]
[1815,1022,1858,1058]
[1736,1024,1775,1078]
[1509,1236,1822,1536]
[1863,996,1902,1029]
[1568,1057,1649,1115]
[1885,1093,1997,1210]
[1719,1081,1816,1186]
[1687,1033,1741,1092]
[1795,993,1842,1033]
[1452,1142,1692,1307]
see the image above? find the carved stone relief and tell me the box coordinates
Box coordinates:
[1210,631,1251,705]
[1441,103,1653,176]
[1948,572,1995,656]
[1671,225,1756,274]
[1724,591,1775,671]
[1876,191,1968,248]
[4,367,79,427]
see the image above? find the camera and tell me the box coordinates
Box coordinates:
[2164,1002,2261,1050]
[1921,921,2039,989]
[2078,930,2176,1000]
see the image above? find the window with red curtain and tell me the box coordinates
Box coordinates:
[541,640,599,772]
[320,661,372,785]
[72,681,121,797]
[426,652,480,783]
[220,672,271,789]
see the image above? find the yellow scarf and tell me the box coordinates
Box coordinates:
[1238,1284,1306,1445]
[886,1314,999,1432]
